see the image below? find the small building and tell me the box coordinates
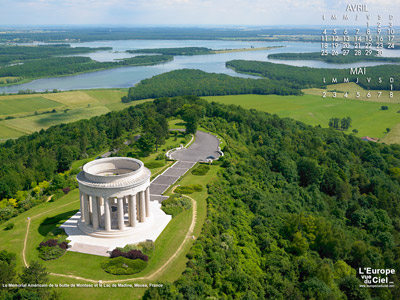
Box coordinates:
[361,136,378,142]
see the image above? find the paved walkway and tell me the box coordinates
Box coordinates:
[150,130,221,202]
[150,161,196,202]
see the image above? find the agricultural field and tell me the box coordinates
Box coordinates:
[0,89,151,140]
[304,82,400,104]
[1,84,399,144]
[203,92,400,143]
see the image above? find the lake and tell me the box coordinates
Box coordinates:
[1,39,399,93]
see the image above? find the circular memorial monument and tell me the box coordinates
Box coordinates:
[76,157,151,238]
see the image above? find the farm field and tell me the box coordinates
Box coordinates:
[0,89,152,140]
[203,93,400,143]
[1,84,399,144]
[304,82,400,104]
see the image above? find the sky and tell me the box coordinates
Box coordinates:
[0,0,399,26]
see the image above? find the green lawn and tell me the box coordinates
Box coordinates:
[0,97,61,116]
[203,94,400,141]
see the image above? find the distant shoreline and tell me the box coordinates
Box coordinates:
[212,46,283,54]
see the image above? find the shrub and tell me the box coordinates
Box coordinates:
[138,241,155,255]
[381,105,389,110]
[352,129,358,133]
[190,184,203,192]
[39,239,58,248]
[62,187,70,194]
[127,250,149,261]
[175,184,203,194]
[155,153,165,160]
[119,244,141,252]
[58,242,68,250]
[145,161,165,169]
[119,241,155,257]
[101,256,147,275]
[38,245,65,260]
[175,186,194,194]
[4,222,14,230]
[161,194,192,217]
[110,248,148,261]
[38,229,68,260]
[191,164,210,176]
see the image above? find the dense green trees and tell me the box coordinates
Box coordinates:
[0,251,57,300]
[268,51,400,63]
[329,117,352,131]
[0,103,170,222]
[0,55,172,80]
[227,60,400,90]
[124,69,302,101]
[138,96,400,299]
[0,44,111,66]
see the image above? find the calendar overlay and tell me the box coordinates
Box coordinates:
[321,3,398,99]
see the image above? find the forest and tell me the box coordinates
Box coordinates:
[123,60,400,102]
[227,60,400,90]
[268,51,400,64]
[0,44,111,66]
[0,96,400,299]
[124,69,302,101]
[127,47,213,56]
[0,55,172,79]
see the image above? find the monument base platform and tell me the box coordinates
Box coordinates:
[61,201,171,256]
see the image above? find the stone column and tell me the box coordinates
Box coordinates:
[128,194,137,227]
[96,197,104,227]
[91,195,99,230]
[84,193,90,226]
[145,187,150,218]
[139,191,145,222]
[104,197,111,231]
[79,191,85,222]
[117,197,125,230]
[136,196,140,219]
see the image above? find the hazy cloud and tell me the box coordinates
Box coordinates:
[0,0,398,25]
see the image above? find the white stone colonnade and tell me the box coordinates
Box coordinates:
[76,157,152,238]
[79,187,150,231]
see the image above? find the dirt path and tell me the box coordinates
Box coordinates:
[22,199,80,268]
[22,217,31,268]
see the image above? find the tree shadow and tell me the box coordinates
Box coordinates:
[38,209,78,237]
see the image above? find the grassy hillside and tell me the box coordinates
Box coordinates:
[203,93,400,142]
[2,88,399,145]
[0,89,152,140]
